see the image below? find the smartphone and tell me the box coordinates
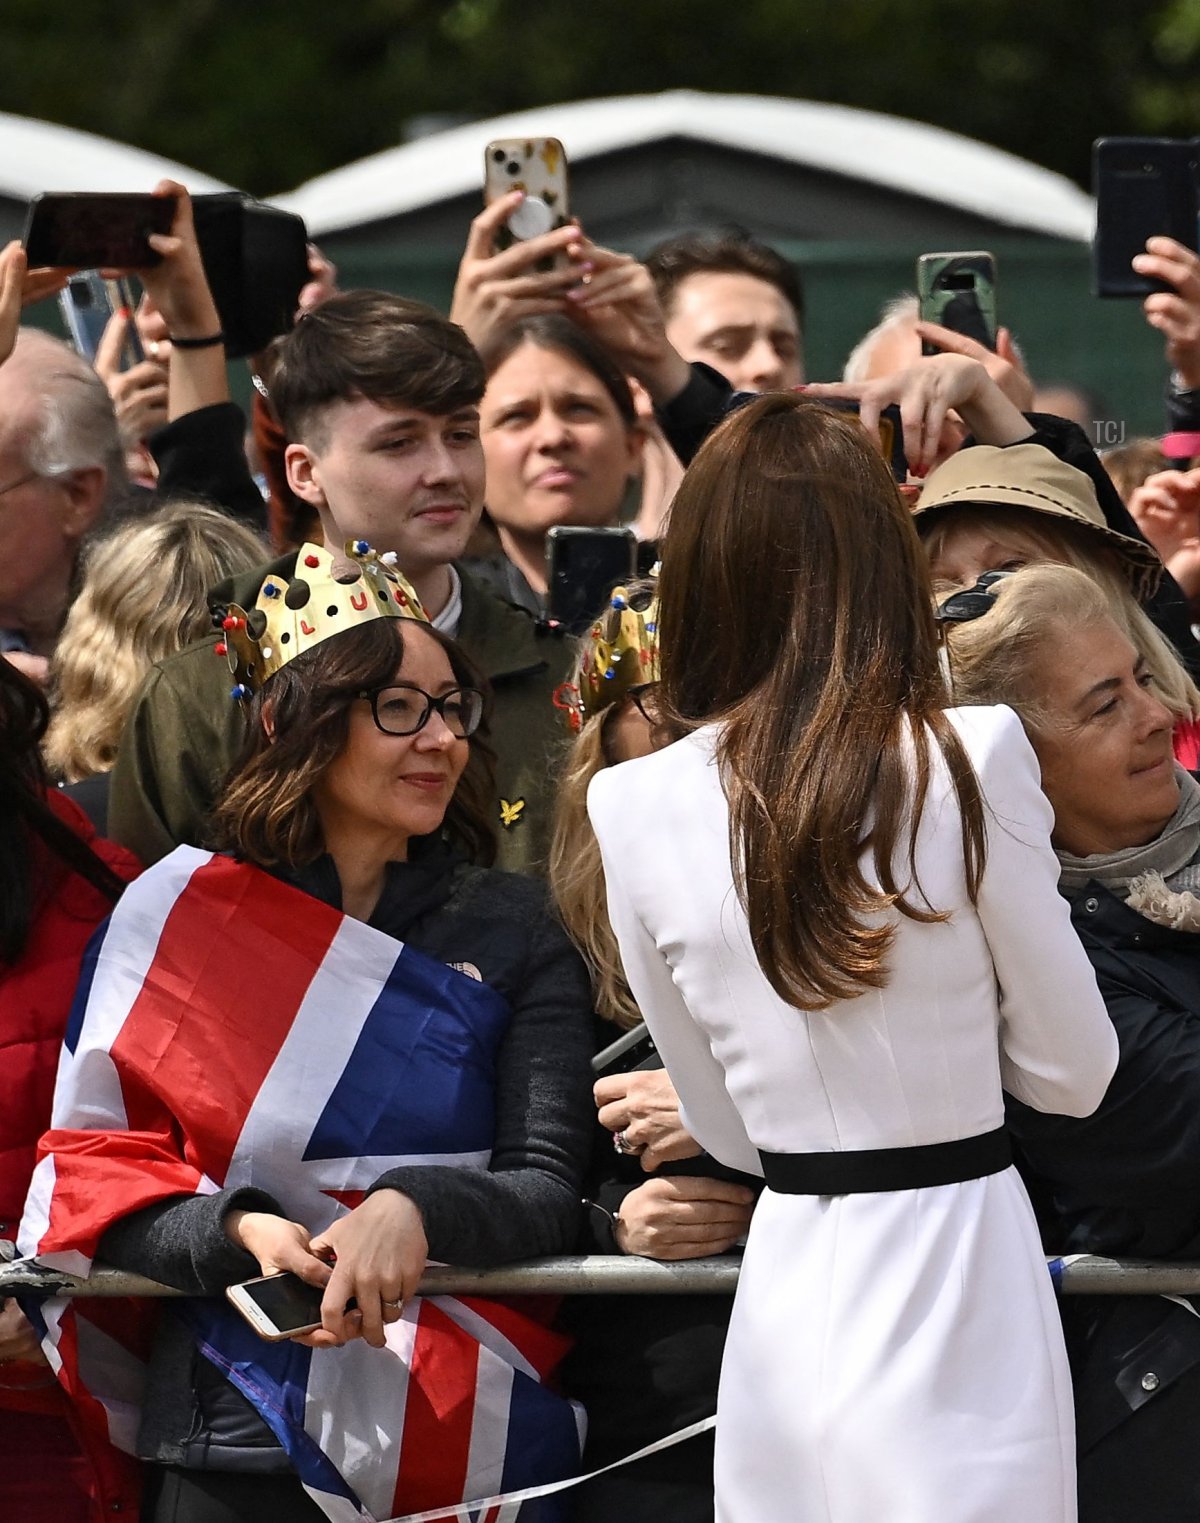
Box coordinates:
[818,399,908,482]
[23,192,176,269]
[592,1021,660,1077]
[1092,137,1200,297]
[59,273,145,369]
[484,138,570,264]
[916,251,997,353]
[546,525,637,636]
[226,1272,330,1341]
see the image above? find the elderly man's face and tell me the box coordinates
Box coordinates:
[0,375,101,646]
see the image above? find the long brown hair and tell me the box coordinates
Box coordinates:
[657,393,986,1011]
[210,620,497,869]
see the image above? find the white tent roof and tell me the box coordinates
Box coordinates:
[0,112,229,199]
[277,90,1094,242]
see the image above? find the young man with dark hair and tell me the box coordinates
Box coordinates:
[109,289,571,875]
[643,230,805,394]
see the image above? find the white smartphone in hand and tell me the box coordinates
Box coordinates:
[484,137,570,264]
[225,1271,335,1342]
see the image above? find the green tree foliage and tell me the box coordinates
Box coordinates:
[4,0,1200,193]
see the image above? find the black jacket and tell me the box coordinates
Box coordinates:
[1007,882,1200,1520]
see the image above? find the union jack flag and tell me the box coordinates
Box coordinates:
[18,847,583,1523]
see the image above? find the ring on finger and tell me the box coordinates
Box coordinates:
[147,340,160,361]
[612,1128,643,1156]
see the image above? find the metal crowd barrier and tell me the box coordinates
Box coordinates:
[2,1254,1200,1299]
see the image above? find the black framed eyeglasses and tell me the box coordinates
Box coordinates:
[359,683,484,738]
[934,570,1012,626]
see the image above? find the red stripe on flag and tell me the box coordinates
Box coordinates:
[323,1189,367,1212]
[111,857,344,1182]
[393,1299,482,1516]
[457,1295,572,1383]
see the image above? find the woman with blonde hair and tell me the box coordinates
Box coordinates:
[914,441,1200,761]
[587,392,1119,1523]
[939,561,1200,1523]
[44,502,264,800]
[550,585,754,1523]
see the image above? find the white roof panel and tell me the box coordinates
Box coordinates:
[276,90,1094,242]
[0,111,229,199]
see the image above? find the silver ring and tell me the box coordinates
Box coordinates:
[147,340,161,361]
[612,1129,642,1156]
[381,1298,403,1309]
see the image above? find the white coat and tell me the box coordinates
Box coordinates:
[588,705,1118,1523]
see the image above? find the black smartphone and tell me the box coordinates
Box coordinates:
[916,251,997,353]
[545,526,637,636]
[818,400,908,482]
[592,1021,659,1077]
[23,193,176,269]
[1093,137,1200,298]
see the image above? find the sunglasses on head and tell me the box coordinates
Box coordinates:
[934,570,1012,626]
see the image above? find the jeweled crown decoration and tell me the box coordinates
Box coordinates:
[215,540,429,699]
[572,582,660,725]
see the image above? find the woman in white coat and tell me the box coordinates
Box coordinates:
[587,393,1119,1523]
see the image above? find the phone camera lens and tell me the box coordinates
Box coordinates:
[492,148,506,163]
[505,160,521,176]
[73,284,92,309]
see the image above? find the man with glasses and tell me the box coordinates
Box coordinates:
[0,329,126,683]
[109,290,572,875]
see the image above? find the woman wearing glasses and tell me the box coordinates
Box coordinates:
[21,543,593,1523]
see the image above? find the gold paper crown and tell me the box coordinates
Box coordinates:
[215,540,428,698]
[554,579,660,732]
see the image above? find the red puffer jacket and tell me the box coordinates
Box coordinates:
[0,793,139,1239]
[0,792,139,1418]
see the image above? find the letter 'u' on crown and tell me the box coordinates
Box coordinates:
[215,540,429,699]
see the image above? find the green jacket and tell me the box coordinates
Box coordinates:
[108,558,574,876]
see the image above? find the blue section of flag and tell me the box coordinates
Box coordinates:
[183,1301,364,1511]
[304,943,511,1163]
[64,917,110,1055]
[1047,1257,1065,1292]
[499,1372,583,1514]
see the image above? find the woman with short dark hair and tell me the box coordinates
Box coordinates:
[587,394,1119,1523]
[20,543,593,1523]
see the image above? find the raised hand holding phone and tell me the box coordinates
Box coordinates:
[913,318,1034,412]
[1134,235,1200,389]
[804,353,1031,476]
[450,190,584,349]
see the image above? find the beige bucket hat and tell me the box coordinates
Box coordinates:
[913,443,1163,599]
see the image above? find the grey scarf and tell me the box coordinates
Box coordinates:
[1057,766,1200,925]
